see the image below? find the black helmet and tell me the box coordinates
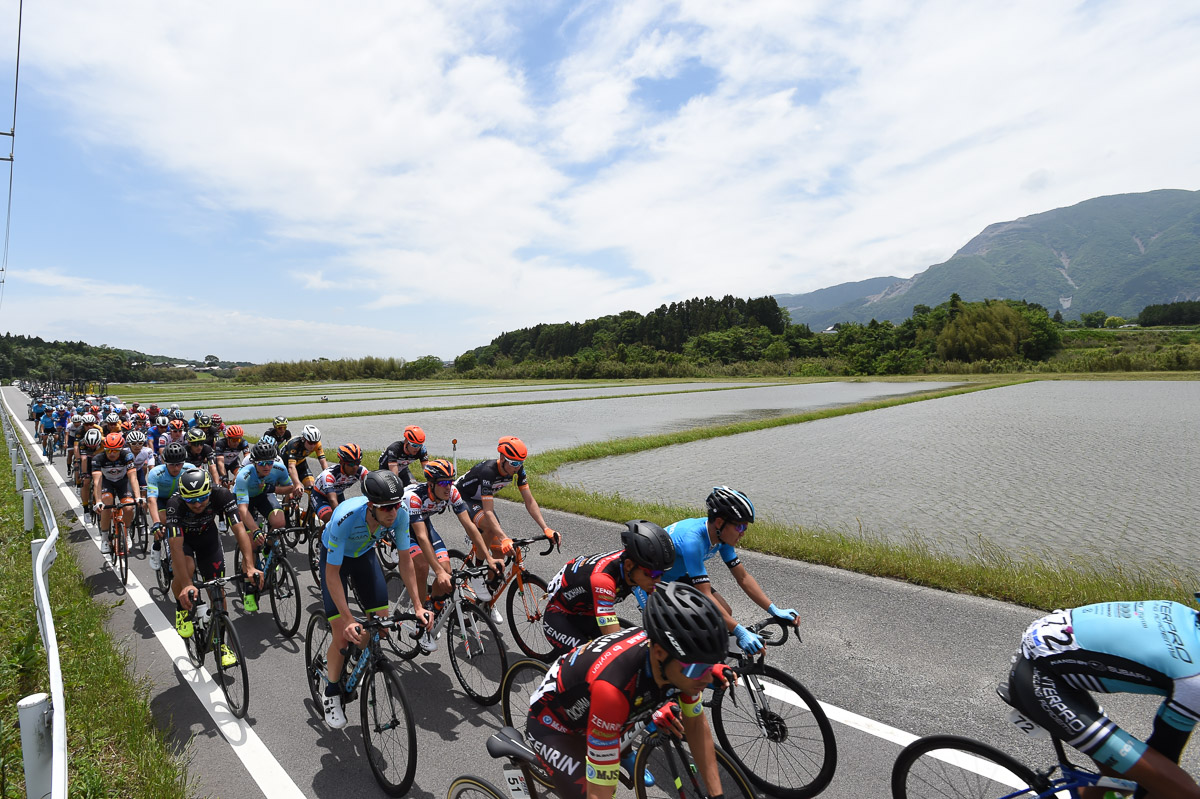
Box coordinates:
[363,470,403,505]
[643,582,726,664]
[251,440,277,461]
[179,469,212,502]
[162,442,188,464]
[705,486,755,524]
[621,520,675,572]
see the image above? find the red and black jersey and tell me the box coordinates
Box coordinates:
[546,550,631,626]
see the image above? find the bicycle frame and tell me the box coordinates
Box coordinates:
[475,535,556,608]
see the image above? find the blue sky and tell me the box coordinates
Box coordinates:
[0,0,1198,362]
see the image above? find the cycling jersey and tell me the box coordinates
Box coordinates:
[165,486,238,540]
[77,440,103,474]
[53,412,67,429]
[185,443,215,465]
[213,438,249,472]
[38,414,56,431]
[661,517,740,586]
[402,482,468,524]
[145,463,197,500]
[312,463,369,498]
[546,551,630,627]
[157,432,186,451]
[282,436,324,467]
[378,440,428,485]
[455,459,529,503]
[261,426,290,445]
[233,460,292,504]
[320,496,409,566]
[130,447,155,479]
[91,449,136,483]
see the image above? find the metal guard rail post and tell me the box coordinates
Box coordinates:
[2,397,68,799]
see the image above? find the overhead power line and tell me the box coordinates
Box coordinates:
[0,0,24,316]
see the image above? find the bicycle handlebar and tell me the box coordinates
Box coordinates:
[509,534,558,557]
[747,616,797,646]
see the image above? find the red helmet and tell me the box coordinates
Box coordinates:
[225,425,244,439]
[403,425,426,445]
[497,436,528,461]
[103,432,125,451]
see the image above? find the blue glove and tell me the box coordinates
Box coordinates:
[769,603,798,623]
[733,624,763,655]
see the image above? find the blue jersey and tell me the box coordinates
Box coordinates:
[38,414,56,431]
[661,517,740,586]
[321,496,409,566]
[233,460,292,504]
[54,411,67,429]
[145,462,198,500]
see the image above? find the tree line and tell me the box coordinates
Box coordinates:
[0,334,197,383]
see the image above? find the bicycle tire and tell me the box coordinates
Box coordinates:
[156,544,172,594]
[891,734,1039,799]
[386,574,422,661]
[710,661,837,799]
[135,508,149,555]
[447,775,507,799]
[376,537,399,572]
[305,611,333,710]
[506,571,554,661]
[269,558,302,638]
[633,734,758,799]
[308,533,321,584]
[215,613,250,719]
[115,520,129,585]
[185,614,207,668]
[500,659,554,789]
[447,601,508,706]
[361,660,418,797]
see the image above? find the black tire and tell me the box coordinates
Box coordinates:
[711,662,837,799]
[308,533,321,585]
[269,558,302,638]
[446,776,506,799]
[500,659,554,789]
[633,735,757,799]
[185,613,207,668]
[376,537,399,572]
[361,661,418,797]
[891,734,1038,799]
[385,574,421,661]
[115,522,129,586]
[447,601,508,705]
[506,571,554,661]
[156,543,173,594]
[136,510,149,555]
[215,614,250,719]
[305,612,333,710]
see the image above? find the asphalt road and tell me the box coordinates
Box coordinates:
[8,385,1193,799]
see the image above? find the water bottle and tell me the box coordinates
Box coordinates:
[195,602,211,630]
[345,645,360,676]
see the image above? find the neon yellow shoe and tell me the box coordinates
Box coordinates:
[220,645,238,668]
[175,609,194,639]
[243,593,258,614]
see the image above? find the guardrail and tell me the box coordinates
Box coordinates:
[2,397,68,799]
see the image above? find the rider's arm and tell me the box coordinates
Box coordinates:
[516,483,552,533]
[728,561,774,613]
[584,681,629,799]
[680,697,722,798]
[591,571,622,636]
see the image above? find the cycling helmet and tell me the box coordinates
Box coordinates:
[705,486,755,524]
[642,582,727,664]
[259,434,276,448]
[403,425,426,445]
[272,415,288,428]
[179,469,212,502]
[210,413,222,425]
[225,425,244,439]
[104,432,125,450]
[126,430,147,445]
[130,402,140,409]
[70,414,82,424]
[251,440,277,461]
[162,442,188,464]
[104,413,119,425]
[423,458,455,482]
[193,410,203,421]
[336,443,363,464]
[301,424,321,444]
[169,419,186,432]
[170,403,180,411]
[497,435,528,461]
[156,415,169,427]
[83,428,102,447]
[82,413,97,425]
[170,409,186,421]
[620,520,676,572]
[197,414,212,428]
[186,428,207,445]
[119,420,133,432]
[362,470,403,505]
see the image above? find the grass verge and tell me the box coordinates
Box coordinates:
[0,441,191,797]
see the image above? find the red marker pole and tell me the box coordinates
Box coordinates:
[452,439,457,477]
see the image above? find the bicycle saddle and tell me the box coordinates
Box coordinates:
[486,727,540,765]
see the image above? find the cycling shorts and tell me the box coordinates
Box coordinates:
[526,714,588,799]
[1007,652,1148,774]
[408,519,449,560]
[311,489,345,522]
[464,499,488,524]
[246,492,282,522]
[542,607,597,658]
[100,477,133,500]
[180,532,225,582]
[318,543,388,620]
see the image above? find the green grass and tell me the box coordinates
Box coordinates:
[0,438,191,797]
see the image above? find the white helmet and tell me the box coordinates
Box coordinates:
[301,424,321,444]
[83,428,102,447]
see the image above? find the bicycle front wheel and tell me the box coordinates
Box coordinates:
[215,614,250,718]
[711,662,837,799]
[446,775,506,799]
[361,661,418,797]
[633,735,757,799]
[307,533,321,584]
[115,522,129,585]
[891,734,1038,799]
[448,601,508,705]
[500,659,554,789]
[506,571,554,661]
[304,611,333,710]
[269,558,302,638]
[385,574,421,661]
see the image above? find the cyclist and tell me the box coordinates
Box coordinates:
[318,470,433,729]
[126,430,155,490]
[401,459,502,645]
[210,413,225,438]
[146,442,194,572]
[214,425,249,487]
[102,412,121,436]
[148,415,169,456]
[310,443,369,524]
[261,415,291,446]
[76,427,103,504]
[168,470,262,666]
[195,414,217,446]
[233,440,294,540]
[661,486,799,655]
[526,582,735,799]
[185,428,220,485]
[157,418,187,453]
[37,407,57,456]
[52,406,68,454]
[1005,600,1200,799]
[282,424,327,498]
[455,436,559,594]
[64,413,84,469]
[542,520,675,659]
[91,432,143,555]
[378,425,430,487]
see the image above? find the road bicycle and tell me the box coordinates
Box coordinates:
[390,561,510,705]
[232,528,302,637]
[304,612,417,796]
[131,497,150,556]
[890,682,1140,798]
[98,500,137,585]
[154,529,174,595]
[185,573,251,719]
[448,533,557,661]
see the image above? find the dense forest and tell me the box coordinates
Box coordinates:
[0,334,198,384]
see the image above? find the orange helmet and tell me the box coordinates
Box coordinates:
[225,425,244,439]
[403,425,426,445]
[104,432,125,451]
[423,458,455,482]
[169,419,185,431]
[337,443,363,463]
[119,420,133,432]
[497,436,527,461]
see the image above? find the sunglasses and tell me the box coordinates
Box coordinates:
[642,566,665,579]
[372,501,402,512]
[435,479,453,487]
[184,495,210,505]
[504,458,524,468]
[725,521,748,534]
[678,661,716,680]
[255,460,275,467]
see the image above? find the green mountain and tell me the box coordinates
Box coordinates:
[777,189,1200,329]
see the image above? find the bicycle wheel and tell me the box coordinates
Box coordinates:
[710,662,837,799]
[156,544,172,593]
[447,775,507,799]
[634,735,757,799]
[305,611,333,710]
[186,615,207,668]
[308,533,321,584]
[215,614,250,719]
[269,558,302,638]
[891,734,1038,799]
[135,509,149,555]
[360,661,418,796]
[506,571,554,661]
[385,574,421,661]
[115,521,129,585]
[447,601,508,705]
[376,537,399,571]
[500,659,554,789]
